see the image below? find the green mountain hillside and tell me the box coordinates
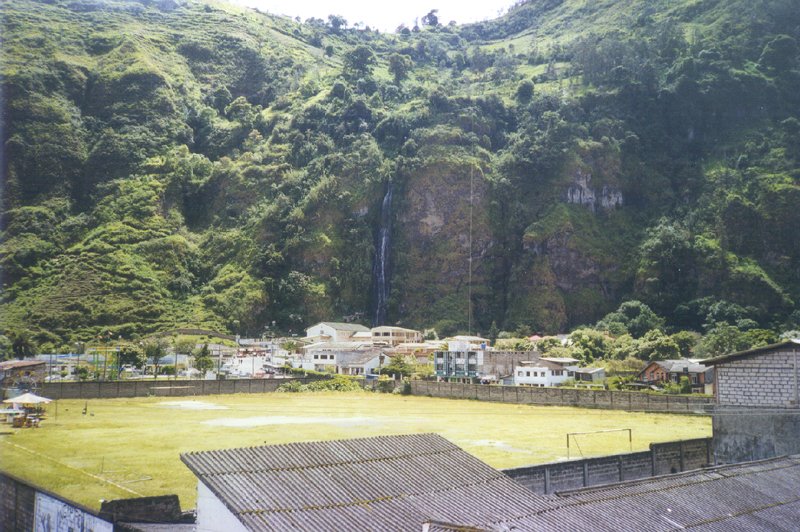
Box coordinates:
[1,0,798,348]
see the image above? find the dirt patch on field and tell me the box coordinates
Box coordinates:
[158,400,228,410]
[202,416,374,428]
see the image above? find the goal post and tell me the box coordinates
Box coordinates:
[567,428,632,459]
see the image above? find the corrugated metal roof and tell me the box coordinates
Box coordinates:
[337,351,383,366]
[183,434,800,532]
[494,455,800,531]
[181,434,552,531]
[704,339,800,366]
[308,322,371,332]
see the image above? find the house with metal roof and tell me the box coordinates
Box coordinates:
[180,433,549,531]
[336,350,388,376]
[704,339,800,463]
[181,433,800,531]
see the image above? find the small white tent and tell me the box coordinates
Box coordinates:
[3,392,52,405]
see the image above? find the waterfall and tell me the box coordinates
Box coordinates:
[372,183,393,326]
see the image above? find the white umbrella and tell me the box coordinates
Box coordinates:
[3,392,52,405]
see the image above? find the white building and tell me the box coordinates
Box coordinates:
[513,358,579,387]
[220,354,270,378]
[371,326,422,347]
[305,322,371,343]
[337,351,387,376]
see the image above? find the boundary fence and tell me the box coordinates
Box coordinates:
[38,377,317,400]
[504,438,713,494]
[410,380,713,413]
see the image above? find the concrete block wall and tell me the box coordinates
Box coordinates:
[409,381,713,413]
[1,473,188,530]
[0,473,36,532]
[504,438,713,494]
[0,472,114,530]
[100,495,182,523]
[713,406,800,463]
[620,452,655,481]
[716,349,800,408]
[585,456,625,485]
[39,378,316,400]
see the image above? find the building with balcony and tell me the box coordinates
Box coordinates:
[434,350,482,382]
[370,326,422,347]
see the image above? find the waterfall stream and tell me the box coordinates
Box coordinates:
[372,183,393,326]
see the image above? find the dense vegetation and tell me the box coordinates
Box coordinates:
[1,0,798,353]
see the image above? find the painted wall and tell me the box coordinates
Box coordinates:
[1,473,113,532]
[34,492,113,532]
[196,481,248,532]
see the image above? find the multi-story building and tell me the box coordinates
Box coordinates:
[513,358,578,387]
[370,326,422,346]
[434,349,482,381]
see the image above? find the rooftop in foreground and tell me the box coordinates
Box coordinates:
[182,433,800,531]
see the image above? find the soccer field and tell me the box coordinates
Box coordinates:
[0,391,711,510]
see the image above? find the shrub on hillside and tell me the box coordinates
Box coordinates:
[277,375,362,393]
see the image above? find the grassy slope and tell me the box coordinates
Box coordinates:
[0,392,710,510]
[1,0,797,340]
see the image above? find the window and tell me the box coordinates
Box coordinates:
[517,371,523,376]
[526,371,531,377]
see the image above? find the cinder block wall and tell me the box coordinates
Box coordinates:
[409,381,713,413]
[0,473,36,531]
[716,349,800,407]
[504,438,713,494]
[39,377,315,400]
[712,347,800,463]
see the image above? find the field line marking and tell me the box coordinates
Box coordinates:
[2,440,143,496]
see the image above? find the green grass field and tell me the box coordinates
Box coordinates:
[0,392,711,510]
